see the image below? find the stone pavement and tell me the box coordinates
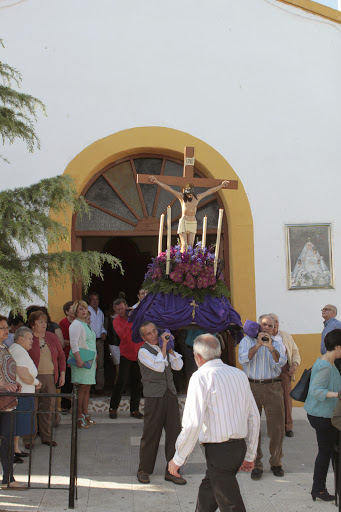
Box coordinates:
[0,406,337,512]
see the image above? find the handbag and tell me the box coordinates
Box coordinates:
[290,368,311,402]
[0,346,18,411]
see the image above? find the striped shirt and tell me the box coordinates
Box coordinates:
[238,335,287,379]
[321,318,341,354]
[88,306,107,338]
[173,359,260,466]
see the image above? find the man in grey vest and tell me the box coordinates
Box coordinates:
[137,321,187,486]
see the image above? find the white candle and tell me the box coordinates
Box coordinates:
[214,209,223,275]
[158,214,164,255]
[166,206,171,274]
[202,216,207,249]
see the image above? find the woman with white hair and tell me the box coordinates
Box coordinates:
[9,326,41,463]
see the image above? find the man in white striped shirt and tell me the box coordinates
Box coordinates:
[168,334,260,512]
[238,314,287,481]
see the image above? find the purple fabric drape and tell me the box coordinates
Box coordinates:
[129,292,242,343]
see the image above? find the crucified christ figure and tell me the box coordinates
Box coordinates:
[149,176,229,252]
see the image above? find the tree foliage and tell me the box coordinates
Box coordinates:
[0,40,45,160]
[0,175,123,314]
[0,43,123,313]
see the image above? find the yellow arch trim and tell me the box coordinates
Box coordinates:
[48,127,256,324]
[277,0,341,23]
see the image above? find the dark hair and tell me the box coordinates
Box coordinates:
[183,187,197,202]
[324,329,341,351]
[0,315,8,324]
[7,311,24,326]
[113,298,127,307]
[26,305,51,324]
[63,301,74,314]
[139,321,155,336]
[88,292,99,299]
[27,311,48,329]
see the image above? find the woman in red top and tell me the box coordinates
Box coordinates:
[23,311,66,448]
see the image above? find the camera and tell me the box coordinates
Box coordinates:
[261,336,269,342]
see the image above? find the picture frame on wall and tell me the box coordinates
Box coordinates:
[286,223,334,290]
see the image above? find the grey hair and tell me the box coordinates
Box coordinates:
[139,321,155,336]
[14,326,32,342]
[258,314,275,327]
[330,305,338,315]
[193,334,221,361]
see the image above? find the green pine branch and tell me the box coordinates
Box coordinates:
[0,42,46,157]
[0,44,124,314]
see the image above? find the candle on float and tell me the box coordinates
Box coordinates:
[202,216,207,249]
[214,209,224,275]
[166,206,171,275]
[158,214,164,255]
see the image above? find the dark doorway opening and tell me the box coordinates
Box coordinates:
[82,236,159,310]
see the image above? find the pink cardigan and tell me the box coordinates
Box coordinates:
[28,331,66,384]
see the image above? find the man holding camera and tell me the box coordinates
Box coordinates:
[239,314,287,480]
[136,322,186,486]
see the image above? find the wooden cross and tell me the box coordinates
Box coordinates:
[136,147,238,190]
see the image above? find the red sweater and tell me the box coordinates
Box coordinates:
[59,317,71,358]
[113,316,143,361]
[28,331,66,384]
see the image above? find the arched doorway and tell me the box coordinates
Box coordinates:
[72,154,229,309]
[49,127,255,330]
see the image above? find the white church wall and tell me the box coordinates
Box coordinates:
[1,0,340,334]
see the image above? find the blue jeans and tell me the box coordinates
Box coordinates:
[0,411,15,484]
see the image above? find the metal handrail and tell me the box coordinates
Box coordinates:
[0,385,78,509]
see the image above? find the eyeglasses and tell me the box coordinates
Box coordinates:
[0,326,9,330]
[321,308,334,312]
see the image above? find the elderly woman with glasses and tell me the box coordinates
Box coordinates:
[9,326,41,463]
[23,311,66,448]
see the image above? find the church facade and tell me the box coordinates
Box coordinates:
[2,0,341,377]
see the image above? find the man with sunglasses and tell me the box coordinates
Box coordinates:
[321,305,341,355]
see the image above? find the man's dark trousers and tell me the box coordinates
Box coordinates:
[110,356,141,413]
[196,439,247,512]
[139,389,181,474]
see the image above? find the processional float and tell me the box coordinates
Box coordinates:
[129,147,243,351]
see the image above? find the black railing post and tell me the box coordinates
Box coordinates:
[68,384,78,509]
[339,431,341,511]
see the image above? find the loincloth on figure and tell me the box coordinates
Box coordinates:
[177,218,197,235]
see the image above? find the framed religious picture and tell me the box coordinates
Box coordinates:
[286,224,334,290]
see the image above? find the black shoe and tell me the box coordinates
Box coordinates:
[130,411,143,419]
[109,408,117,419]
[165,470,187,485]
[15,451,29,458]
[13,455,24,464]
[251,468,263,480]
[271,466,284,477]
[137,470,150,484]
[312,490,335,502]
[285,430,294,437]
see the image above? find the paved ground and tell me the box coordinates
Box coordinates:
[0,406,338,512]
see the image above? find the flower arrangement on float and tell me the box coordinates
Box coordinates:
[142,242,230,303]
